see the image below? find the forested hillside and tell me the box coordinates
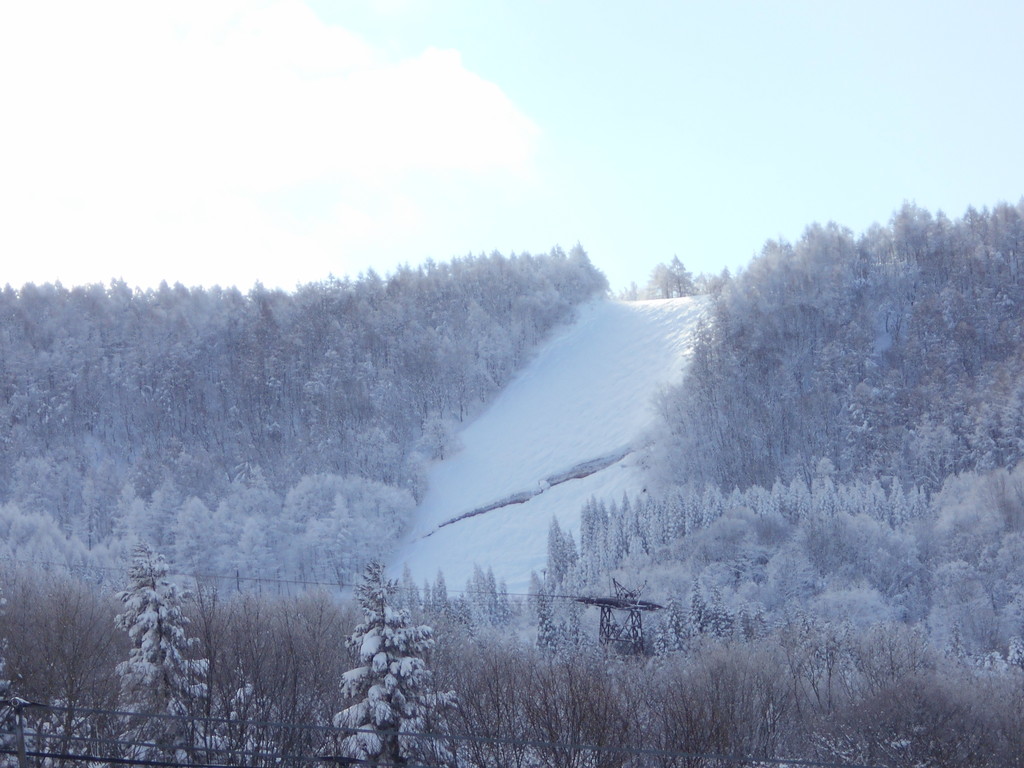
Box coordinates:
[0,245,607,580]
[4,209,1024,768]
[657,201,1024,491]
[530,202,1024,669]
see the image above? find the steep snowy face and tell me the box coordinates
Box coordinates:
[391,296,709,593]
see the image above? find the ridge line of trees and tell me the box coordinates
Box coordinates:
[0,246,608,583]
[656,201,1024,491]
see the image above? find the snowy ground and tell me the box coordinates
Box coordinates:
[390,296,708,594]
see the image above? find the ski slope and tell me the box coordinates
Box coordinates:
[391,296,708,593]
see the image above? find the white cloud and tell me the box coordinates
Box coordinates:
[0,0,539,289]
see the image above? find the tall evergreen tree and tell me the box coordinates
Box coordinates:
[114,543,205,760]
[334,561,453,766]
[546,517,577,587]
[689,582,709,636]
[0,586,12,758]
[655,596,690,655]
[530,571,558,651]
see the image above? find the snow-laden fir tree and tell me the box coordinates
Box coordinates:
[1010,636,1024,671]
[654,596,690,655]
[334,561,454,766]
[0,586,13,761]
[430,571,449,617]
[530,571,558,651]
[546,517,577,587]
[115,543,205,760]
[466,564,512,628]
[689,582,709,636]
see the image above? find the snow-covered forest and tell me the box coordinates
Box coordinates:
[601,201,1024,658]
[523,201,1024,680]
[2,555,1022,767]
[0,245,607,582]
[658,202,1024,491]
[3,202,1024,766]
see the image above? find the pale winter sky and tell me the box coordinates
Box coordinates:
[2,0,1022,294]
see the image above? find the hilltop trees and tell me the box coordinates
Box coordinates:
[646,256,696,299]
[0,248,608,582]
[656,202,1024,491]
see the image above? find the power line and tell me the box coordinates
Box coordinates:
[0,747,447,768]
[0,555,591,603]
[3,728,448,768]
[10,702,894,768]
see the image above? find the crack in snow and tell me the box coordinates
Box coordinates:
[423,445,634,537]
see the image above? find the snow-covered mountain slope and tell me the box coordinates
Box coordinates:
[391,296,709,593]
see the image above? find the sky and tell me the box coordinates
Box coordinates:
[2,0,1023,294]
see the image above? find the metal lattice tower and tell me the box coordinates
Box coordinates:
[576,580,663,654]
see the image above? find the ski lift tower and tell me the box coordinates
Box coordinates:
[577,580,663,654]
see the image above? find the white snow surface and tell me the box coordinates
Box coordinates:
[391,296,709,593]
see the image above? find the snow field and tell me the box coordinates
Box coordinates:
[392,296,708,592]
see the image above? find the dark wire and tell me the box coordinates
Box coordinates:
[8,701,894,768]
[0,747,446,768]
[0,555,583,600]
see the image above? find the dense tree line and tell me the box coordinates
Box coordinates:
[617,255,727,302]
[0,246,607,580]
[514,204,1024,765]
[7,201,1024,765]
[503,202,1024,766]
[656,201,1024,491]
[552,202,1024,670]
[538,460,1023,662]
[2,560,1023,768]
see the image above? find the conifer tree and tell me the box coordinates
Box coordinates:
[531,572,558,651]
[708,586,735,639]
[0,586,12,756]
[334,561,453,766]
[422,579,434,614]
[432,571,449,616]
[115,543,205,760]
[655,596,690,655]
[466,565,503,628]
[398,564,420,613]
[1009,636,1024,671]
[689,582,709,636]
[546,517,577,587]
[496,578,513,625]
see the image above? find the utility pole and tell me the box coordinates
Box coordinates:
[7,697,35,768]
[576,580,663,654]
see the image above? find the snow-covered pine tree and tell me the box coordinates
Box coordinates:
[0,586,13,759]
[482,567,499,624]
[495,577,513,625]
[398,564,420,613]
[708,586,735,639]
[546,517,577,588]
[578,497,609,584]
[1009,636,1024,671]
[430,571,449,618]
[334,561,453,766]
[114,543,206,761]
[655,596,690,655]
[466,565,502,628]
[689,581,709,636]
[530,571,557,651]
